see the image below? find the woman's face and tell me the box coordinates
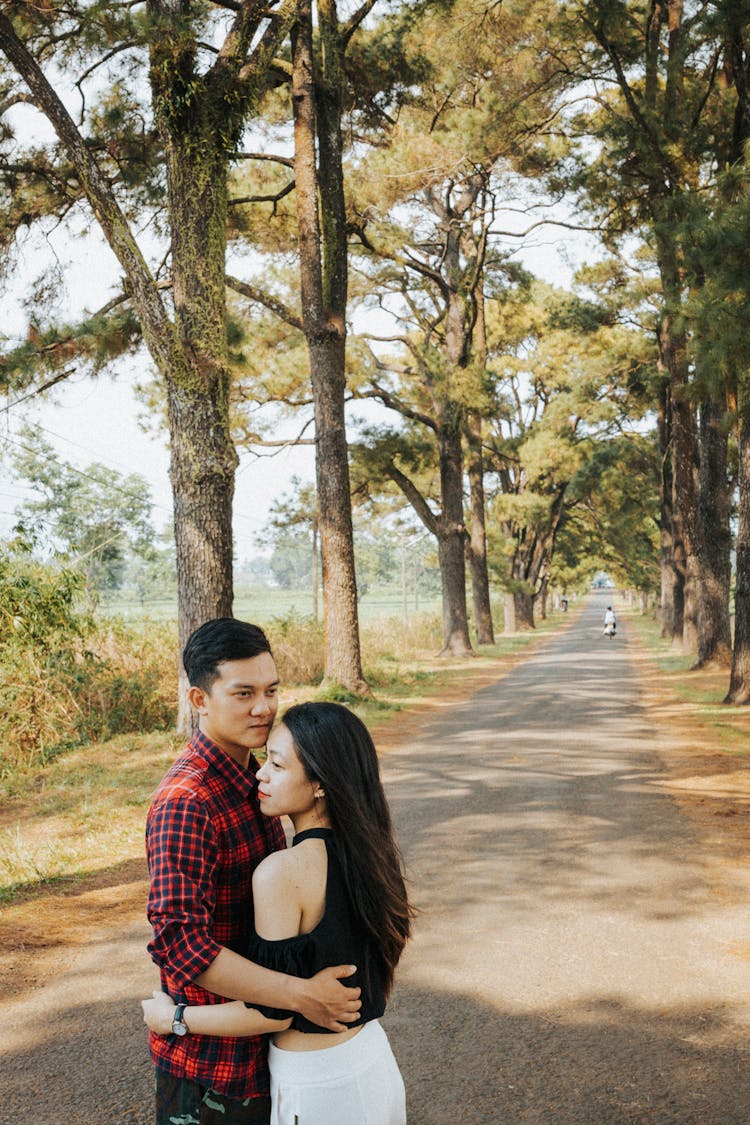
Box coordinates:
[256,722,318,820]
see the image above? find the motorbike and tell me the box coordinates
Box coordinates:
[604,620,616,638]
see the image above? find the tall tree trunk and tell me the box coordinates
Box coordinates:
[291,2,366,691]
[652,6,697,649]
[465,410,495,644]
[656,251,698,651]
[538,572,549,621]
[437,407,473,655]
[0,14,254,735]
[509,489,566,632]
[672,381,699,652]
[695,396,732,667]
[464,278,494,645]
[657,375,677,639]
[165,133,237,730]
[514,588,535,630]
[725,407,750,703]
[503,592,516,635]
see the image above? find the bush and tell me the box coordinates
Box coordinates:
[362,611,443,663]
[266,611,325,685]
[0,553,176,774]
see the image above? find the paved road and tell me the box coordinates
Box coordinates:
[4,591,750,1123]
[385,591,750,1122]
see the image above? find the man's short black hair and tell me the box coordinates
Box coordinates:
[183,617,273,691]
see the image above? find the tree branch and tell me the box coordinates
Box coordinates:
[226,275,303,330]
[357,383,438,432]
[0,367,77,412]
[586,14,680,190]
[231,150,295,168]
[342,0,379,46]
[384,462,440,537]
[228,178,295,210]
[0,13,178,375]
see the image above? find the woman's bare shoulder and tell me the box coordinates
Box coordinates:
[252,845,295,890]
[252,836,327,939]
[253,836,324,887]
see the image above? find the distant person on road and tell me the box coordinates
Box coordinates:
[144,700,412,1125]
[603,606,617,636]
[145,619,361,1125]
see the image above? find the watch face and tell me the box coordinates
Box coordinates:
[172,1021,187,1036]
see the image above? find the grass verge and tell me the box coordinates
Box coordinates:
[627,610,750,760]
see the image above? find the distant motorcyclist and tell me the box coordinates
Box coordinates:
[603,606,616,638]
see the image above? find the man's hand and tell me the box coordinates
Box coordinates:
[296,965,362,1031]
[141,989,178,1036]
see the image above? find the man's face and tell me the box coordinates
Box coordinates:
[189,652,279,765]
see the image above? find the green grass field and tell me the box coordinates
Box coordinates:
[102,584,443,624]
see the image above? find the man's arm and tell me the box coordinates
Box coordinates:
[147,791,360,1030]
[195,949,362,1032]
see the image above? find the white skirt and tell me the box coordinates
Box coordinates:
[268,1020,406,1125]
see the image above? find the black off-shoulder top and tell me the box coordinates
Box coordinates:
[246,827,386,1033]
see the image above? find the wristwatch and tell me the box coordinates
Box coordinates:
[171,1003,189,1036]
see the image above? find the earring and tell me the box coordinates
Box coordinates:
[315,789,325,799]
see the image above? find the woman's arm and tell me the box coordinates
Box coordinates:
[141,989,291,1037]
[142,847,358,1037]
[190,851,359,1029]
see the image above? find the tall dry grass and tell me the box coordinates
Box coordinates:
[0,617,176,775]
[2,586,443,778]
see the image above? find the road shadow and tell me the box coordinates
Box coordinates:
[387,982,750,1124]
[3,982,750,1124]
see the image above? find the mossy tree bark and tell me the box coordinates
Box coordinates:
[149,18,242,726]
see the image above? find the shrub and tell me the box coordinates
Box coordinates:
[267,611,325,685]
[362,611,443,663]
[0,553,176,774]
[262,609,444,691]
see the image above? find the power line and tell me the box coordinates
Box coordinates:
[0,369,76,416]
[1,425,275,539]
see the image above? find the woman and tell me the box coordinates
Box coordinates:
[143,701,412,1125]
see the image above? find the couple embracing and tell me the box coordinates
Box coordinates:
[142,617,412,1124]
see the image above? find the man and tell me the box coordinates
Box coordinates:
[146,618,360,1124]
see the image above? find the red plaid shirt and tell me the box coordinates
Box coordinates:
[146,730,287,1099]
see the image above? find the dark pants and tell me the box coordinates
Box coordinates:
[155,1070,272,1125]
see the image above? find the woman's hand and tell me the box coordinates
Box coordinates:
[141,989,179,1035]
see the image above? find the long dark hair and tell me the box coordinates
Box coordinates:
[281,701,412,996]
